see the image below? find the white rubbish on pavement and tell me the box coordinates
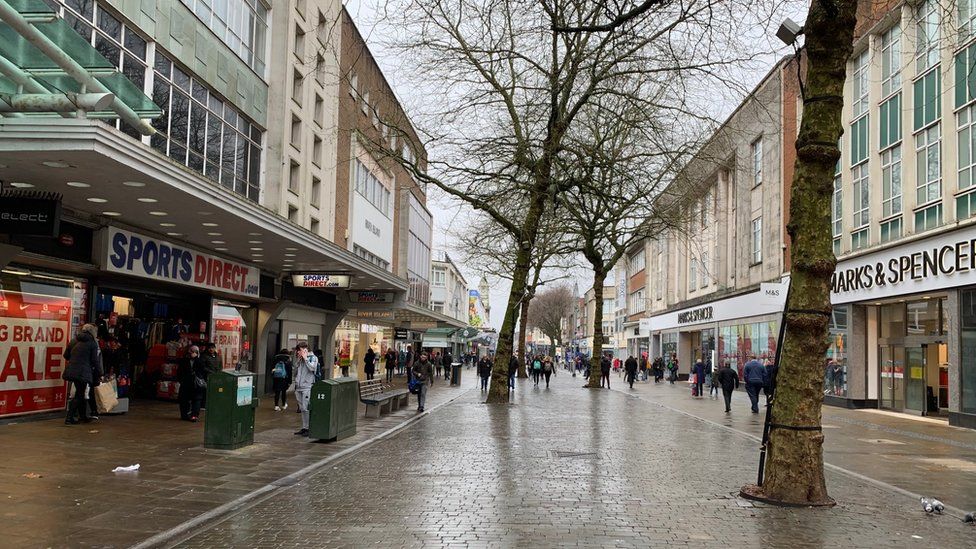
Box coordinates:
[111,464,140,473]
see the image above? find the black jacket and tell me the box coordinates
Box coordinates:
[624,357,638,374]
[62,333,102,385]
[271,353,293,385]
[600,357,611,374]
[764,364,779,396]
[508,356,518,376]
[385,349,397,368]
[364,349,376,374]
[443,352,453,368]
[716,366,739,391]
[178,356,209,387]
[478,358,492,378]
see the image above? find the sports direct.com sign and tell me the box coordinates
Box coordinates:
[0,292,72,418]
[105,227,260,298]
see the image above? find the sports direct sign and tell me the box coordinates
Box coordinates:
[0,292,72,418]
[105,227,260,298]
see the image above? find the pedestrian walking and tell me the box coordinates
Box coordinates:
[708,362,719,398]
[434,351,443,380]
[743,354,767,413]
[764,358,779,401]
[364,347,376,380]
[716,362,739,413]
[693,360,706,398]
[178,345,214,421]
[411,352,434,412]
[405,345,415,381]
[653,357,664,383]
[667,354,678,384]
[443,350,453,381]
[385,347,397,382]
[625,354,638,389]
[531,355,543,386]
[542,356,554,388]
[292,342,319,437]
[508,355,517,391]
[478,355,492,391]
[600,353,611,388]
[270,348,292,411]
[202,342,222,373]
[62,323,102,425]
[639,354,648,382]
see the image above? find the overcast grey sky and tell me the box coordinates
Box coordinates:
[343,0,808,330]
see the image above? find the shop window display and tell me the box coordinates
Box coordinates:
[661,332,678,361]
[824,306,849,397]
[0,267,88,418]
[961,290,976,414]
[718,321,778,378]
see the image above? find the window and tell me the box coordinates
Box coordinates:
[288,160,300,193]
[880,95,902,149]
[881,24,902,98]
[354,244,391,270]
[287,204,298,222]
[312,136,323,167]
[292,68,304,105]
[881,217,903,243]
[956,43,976,108]
[916,123,942,205]
[361,90,369,115]
[689,253,697,292]
[851,116,869,164]
[655,240,664,300]
[352,159,392,217]
[916,0,939,73]
[915,203,943,232]
[914,69,941,131]
[179,0,268,75]
[310,176,321,207]
[310,217,319,234]
[882,146,903,218]
[852,50,869,118]
[852,163,869,229]
[751,138,762,186]
[851,228,869,251]
[315,54,326,86]
[349,72,357,96]
[433,270,446,287]
[629,289,647,313]
[407,195,433,307]
[290,115,301,149]
[314,95,324,127]
[628,248,646,275]
[147,49,262,202]
[961,0,976,40]
[293,24,305,59]
[751,217,762,264]
[832,163,842,255]
[959,104,976,191]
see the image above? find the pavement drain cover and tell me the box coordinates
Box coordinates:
[857,438,906,445]
[550,450,598,459]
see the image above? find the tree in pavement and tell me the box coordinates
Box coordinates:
[527,284,576,356]
[739,0,858,506]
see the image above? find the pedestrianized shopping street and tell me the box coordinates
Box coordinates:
[155,372,975,549]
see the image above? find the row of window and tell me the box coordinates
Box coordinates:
[179,0,268,75]
[353,244,390,271]
[352,159,392,217]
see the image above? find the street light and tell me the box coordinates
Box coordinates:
[776,18,803,46]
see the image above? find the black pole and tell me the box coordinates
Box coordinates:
[757,279,791,487]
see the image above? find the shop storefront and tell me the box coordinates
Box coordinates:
[830,224,976,428]
[649,280,788,379]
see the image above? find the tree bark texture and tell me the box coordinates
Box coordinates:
[585,270,607,388]
[518,299,530,378]
[485,191,547,403]
[746,0,857,506]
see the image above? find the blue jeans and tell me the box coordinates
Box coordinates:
[480,376,489,391]
[417,382,428,409]
[509,374,515,389]
[746,382,763,413]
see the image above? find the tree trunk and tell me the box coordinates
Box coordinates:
[741,0,856,506]
[586,270,607,388]
[517,298,530,378]
[485,192,547,404]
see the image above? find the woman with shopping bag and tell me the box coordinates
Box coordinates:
[62,324,103,425]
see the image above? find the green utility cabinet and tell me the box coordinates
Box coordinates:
[204,370,258,450]
[308,377,358,442]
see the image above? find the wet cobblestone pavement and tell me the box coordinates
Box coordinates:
[173,372,976,548]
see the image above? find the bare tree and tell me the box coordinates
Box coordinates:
[527,284,576,352]
[739,0,858,506]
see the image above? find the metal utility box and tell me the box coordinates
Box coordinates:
[451,363,462,386]
[308,377,358,442]
[204,370,258,450]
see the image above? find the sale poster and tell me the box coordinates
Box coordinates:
[213,317,241,370]
[0,292,72,418]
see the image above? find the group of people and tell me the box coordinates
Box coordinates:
[685,354,778,414]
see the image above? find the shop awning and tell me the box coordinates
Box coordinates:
[0,0,159,133]
[394,303,467,330]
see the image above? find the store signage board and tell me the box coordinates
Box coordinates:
[351,310,395,320]
[348,291,395,303]
[394,328,409,340]
[648,280,788,332]
[411,321,438,330]
[292,274,351,288]
[104,227,260,298]
[831,226,976,304]
[0,191,62,237]
[0,291,71,418]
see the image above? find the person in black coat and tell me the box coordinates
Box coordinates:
[477,356,492,391]
[271,349,292,411]
[177,345,209,421]
[62,324,102,425]
[716,362,740,413]
[600,354,612,388]
[763,359,779,401]
[442,351,453,381]
[624,355,639,389]
[364,348,377,380]
[384,348,397,382]
[508,355,518,391]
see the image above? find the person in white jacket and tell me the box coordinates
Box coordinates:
[292,341,319,437]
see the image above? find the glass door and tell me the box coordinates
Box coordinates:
[905,346,926,412]
[879,345,905,410]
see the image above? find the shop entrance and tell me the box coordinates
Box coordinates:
[877,297,948,415]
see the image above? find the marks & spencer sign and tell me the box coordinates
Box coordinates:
[831,226,976,304]
[104,227,260,298]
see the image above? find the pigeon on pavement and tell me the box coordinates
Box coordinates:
[921,497,935,514]
[963,512,974,523]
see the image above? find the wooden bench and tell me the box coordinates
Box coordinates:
[359,379,409,418]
